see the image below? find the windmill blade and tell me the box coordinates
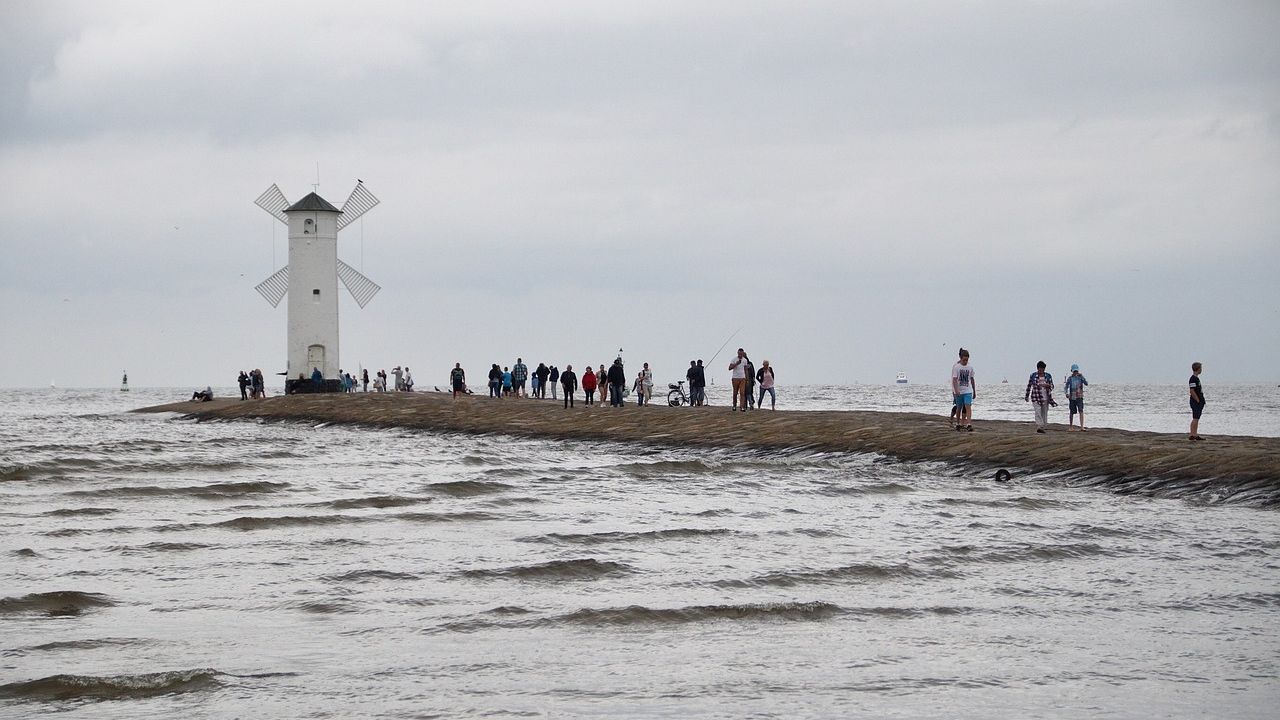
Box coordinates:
[336,183,380,231]
[336,259,381,308]
[254,265,289,307]
[255,183,290,225]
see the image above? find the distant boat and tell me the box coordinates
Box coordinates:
[895,372,908,384]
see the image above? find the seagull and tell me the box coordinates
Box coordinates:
[357,178,363,184]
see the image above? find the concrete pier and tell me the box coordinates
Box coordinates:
[137,392,1280,503]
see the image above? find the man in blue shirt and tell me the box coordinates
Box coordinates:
[1064,364,1089,431]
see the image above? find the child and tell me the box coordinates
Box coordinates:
[1189,362,1205,441]
[951,349,975,431]
[1064,364,1088,431]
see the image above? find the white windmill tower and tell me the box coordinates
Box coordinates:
[252,181,381,390]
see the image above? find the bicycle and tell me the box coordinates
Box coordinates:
[667,381,691,407]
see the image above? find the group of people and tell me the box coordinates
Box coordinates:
[726,348,776,411]
[475,358,643,408]
[236,369,268,400]
[950,348,1207,439]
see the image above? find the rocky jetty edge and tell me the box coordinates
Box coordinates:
[136,393,1280,506]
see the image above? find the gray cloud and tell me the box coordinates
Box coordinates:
[1,1,1277,387]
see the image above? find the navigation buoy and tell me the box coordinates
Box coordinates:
[994,469,1012,482]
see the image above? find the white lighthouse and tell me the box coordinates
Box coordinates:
[252,182,381,390]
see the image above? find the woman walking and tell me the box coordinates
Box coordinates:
[756,360,776,410]
[582,364,598,405]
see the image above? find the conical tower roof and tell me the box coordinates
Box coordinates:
[285,192,342,213]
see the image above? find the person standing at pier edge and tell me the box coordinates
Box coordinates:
[403,367,414,391]
[692,360,707,406]
[560,365,578,408]
[488,364,502,398]
[377,369,387,392]
[502,367,513,397]
[730,348,749,411]
[1024,361,1056,433]
[1064,364,1088,431]
[757,360,776,410]
[608,358,627,407]
[450,363,467,399]
[951,349,975,431]
[311,366,324,391]
[633,371,646,405]
[597,365,609,405]
[581,363,598,405]
[549,366,559,400]
[253,369,265,398]
[536,363,551,399]
[362,369,369,392]
[238,371,250,400]
[743,355,757,409]
[1189,361,1205,441]
[512,359,528,398]
[392,366,403,391]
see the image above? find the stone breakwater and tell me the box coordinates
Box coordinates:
[137,393,1280,505]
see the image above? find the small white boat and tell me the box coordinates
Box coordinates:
[896,372,908,384]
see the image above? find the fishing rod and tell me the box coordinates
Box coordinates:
[707,326,744,367]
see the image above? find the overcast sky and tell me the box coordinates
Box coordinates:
[1,0,1277,388]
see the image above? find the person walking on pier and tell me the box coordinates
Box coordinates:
[513,359,529,398]
[596,365,608,405]
[1064,364,1088,431]
[1024,361,1057,433]
[549,366,560,400]
[450,363,467,399]
[488,364,502,398]
[561,364,578,408]
[582,363,598,405]
[1188,361,1205,441]
[633,371,647,406]
[730,348,749,411]
[951,349,975,431]
[608,358,627,407]
[756,360,776,410]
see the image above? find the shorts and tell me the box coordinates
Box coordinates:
[452,380,465,392]
[1190,401,1204,419]
[957,392,972,407]
[1069,398,1084,415]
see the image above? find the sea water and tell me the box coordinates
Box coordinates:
[2,387,1277,718]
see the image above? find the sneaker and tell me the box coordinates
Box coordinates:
[966,425,973,432]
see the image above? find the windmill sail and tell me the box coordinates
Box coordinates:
[255,184,290,225]
[336,259,380,308]
[336,183,380,230]
[254,265,290,307]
